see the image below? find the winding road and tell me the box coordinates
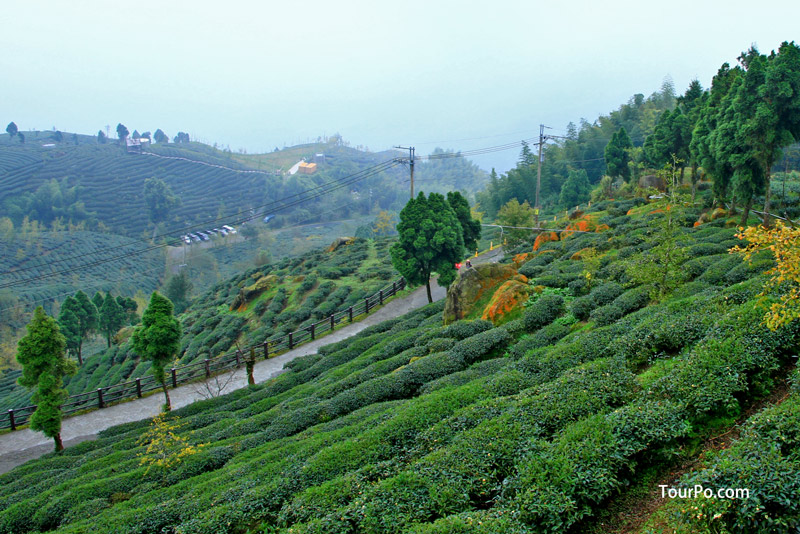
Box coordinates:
[0,248,502,474]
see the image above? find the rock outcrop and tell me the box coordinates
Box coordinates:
[443,263,518,324]
[231,274,279,311]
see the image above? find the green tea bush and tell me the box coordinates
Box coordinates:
[439,319,494,340]
[508,323,571,359]
[590,303,623,326]
[673,396,800,533]
[522,294,564,332]
[569,295,594,321]
[612,284,651,315]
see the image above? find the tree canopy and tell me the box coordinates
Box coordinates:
[116,123,129,142]
[132,292,181,411]
[447,191,481,252]
[99,292,126,347]
[6,121,18,137]
[496,198,534,249]
[559,169,592,208]
[143,178,180,228]
[390,192,465,303]
[604,127,633,181]
[16,307,76,451]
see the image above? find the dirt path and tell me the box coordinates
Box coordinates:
[0,249,502,474]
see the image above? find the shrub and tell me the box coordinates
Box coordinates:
[439,319,494,340]
[612,285,651,315]
[569,296,593,321]
[589,281,624,307]
[522,294,565,332]
[508,323,571,359]
[590,304,623,326]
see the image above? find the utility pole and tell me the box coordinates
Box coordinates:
[395,145,415,199]
[534,124,554,228]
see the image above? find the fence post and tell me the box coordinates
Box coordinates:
[97,388,105,409]
[8,409,15,431]
[349,306,354,322]
[379,289,383,305]
[393,281,397,295]
[235,350,242,367]
[204,359,211,378]
[365,297,370,314]
[310,323,315,340]
[171,368,177,388]
[263,340,269,359]
[289,332,294,350]
[136,378,142,398]
[330,314,335,331]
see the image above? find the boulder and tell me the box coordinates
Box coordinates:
[481,276,530,325]
[443,263,518,324]
[231,274,279,311]
[326,237,355,252]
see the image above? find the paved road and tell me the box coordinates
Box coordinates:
[0,248,502,474]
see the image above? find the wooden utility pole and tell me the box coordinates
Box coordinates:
[395,145,415,199]
[535,125,546,229]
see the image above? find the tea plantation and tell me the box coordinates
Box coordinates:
[0,237,397,410]
[0,198,798,533]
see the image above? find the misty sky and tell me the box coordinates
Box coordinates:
[2,1,798,172]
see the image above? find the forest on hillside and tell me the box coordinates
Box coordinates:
[478,42,800,223]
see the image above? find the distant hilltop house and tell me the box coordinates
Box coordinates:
[288,160,318,175]
[126,137,150,154]
[298,162,317,174]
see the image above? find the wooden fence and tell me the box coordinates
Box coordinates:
[2,277,406,431]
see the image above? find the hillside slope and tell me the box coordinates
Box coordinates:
[0,238,398,410]
[0,198,797,533]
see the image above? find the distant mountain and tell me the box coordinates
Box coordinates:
[0,134,488,240]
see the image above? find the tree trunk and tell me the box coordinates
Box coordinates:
[690,164,698,203]
[161,382,172,412]
[740,196,753,227]
[54,433,64,452]
[762,167,773,228]
[76,344,83,366]
[106,334,111,348]
[426,279,433,304]
[246,360,255,386]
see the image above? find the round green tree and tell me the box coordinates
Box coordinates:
[16,307,77,452]
[391,192,465,303]
[132,292,181,411]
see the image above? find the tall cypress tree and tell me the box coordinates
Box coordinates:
[99,293,125,347]
[132,292,181,411]
[16,307,77,452]
[447,191,481,253]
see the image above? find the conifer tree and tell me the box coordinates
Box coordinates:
[16,307,77,452]
[132,292,181,411]
[99,292,125,347]
[446,191,481,252]
[57,302,81,363]
[61,291,98,365]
